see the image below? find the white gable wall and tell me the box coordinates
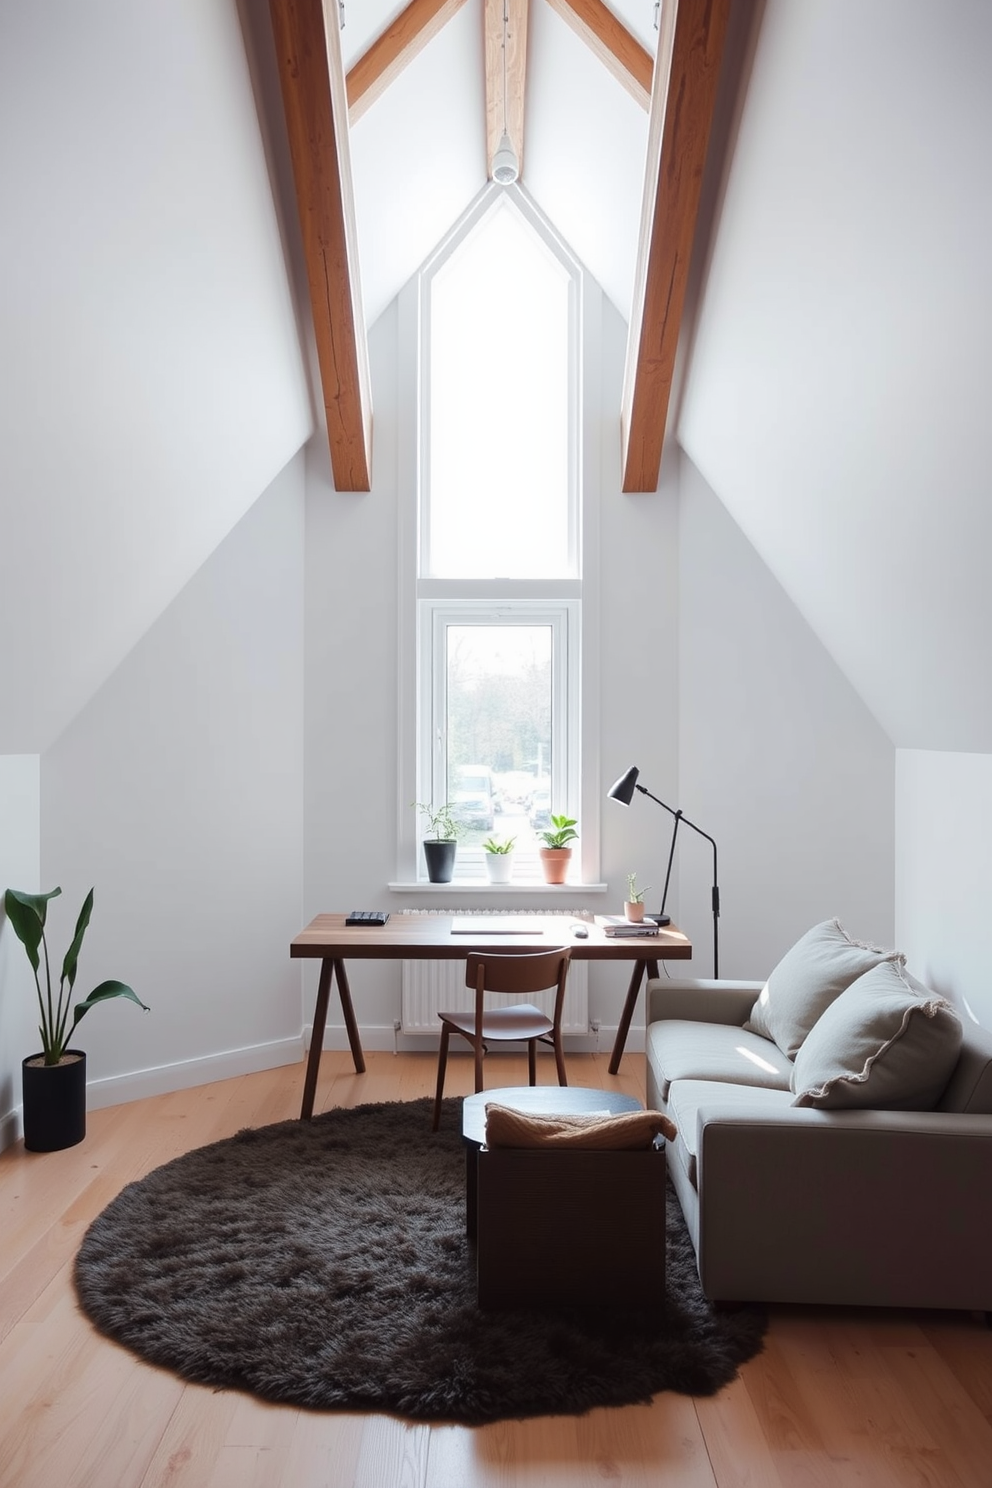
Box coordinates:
[0,0,312,754]
[678,0,992,1023]
[0,758,41,1147]
[678,454,894,978]
[896,752,992,1029]
[36,454,306,1111]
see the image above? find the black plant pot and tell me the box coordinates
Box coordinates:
[423,839,457,883]
[22,1050,87,1152]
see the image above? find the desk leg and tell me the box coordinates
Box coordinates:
[300,957,368,1119]
[334,958,366,1076]
[301,958,333,1119]
[608,959,659,1075]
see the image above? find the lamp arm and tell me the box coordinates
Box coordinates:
[637,784,720,975]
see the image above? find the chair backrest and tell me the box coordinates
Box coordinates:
[465,948,572,1022]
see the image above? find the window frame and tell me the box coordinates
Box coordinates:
[394,182,603,891]
[417,593,580,883]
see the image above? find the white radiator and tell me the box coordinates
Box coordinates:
[400,911,589,1036]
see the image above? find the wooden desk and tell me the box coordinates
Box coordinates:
[290,912,692,1117]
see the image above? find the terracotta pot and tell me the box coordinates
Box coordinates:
[539,847,572,884]
[624,901,645,923]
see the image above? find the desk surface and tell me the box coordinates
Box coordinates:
[291,911,692,961]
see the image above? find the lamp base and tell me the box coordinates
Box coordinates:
[652,912,671,927]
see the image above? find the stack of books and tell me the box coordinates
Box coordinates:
[595,915,662,937]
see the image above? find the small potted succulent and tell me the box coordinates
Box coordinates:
[4,886,149,1152]
[537,814,578,884]
[482,834,516,884]
[414,802,462,883]
[624,872,651,923]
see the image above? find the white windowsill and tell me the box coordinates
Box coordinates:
[387,881,609,895]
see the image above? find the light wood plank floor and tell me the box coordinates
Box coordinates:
[1,1051,990,1488]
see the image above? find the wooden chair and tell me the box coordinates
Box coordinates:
[431,947,572,1131]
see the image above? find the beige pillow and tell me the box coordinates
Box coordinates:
[745,919,905,1059]
[484,1104,676,1149]
[791,960,963,1109]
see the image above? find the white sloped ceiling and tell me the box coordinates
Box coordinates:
[0,0,311,753]
[678,0,992,751]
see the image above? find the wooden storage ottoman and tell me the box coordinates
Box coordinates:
[475,1146,666,1310]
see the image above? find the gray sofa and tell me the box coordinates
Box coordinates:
[646,970,992,1313]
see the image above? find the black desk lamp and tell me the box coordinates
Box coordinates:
[607,765,720,977]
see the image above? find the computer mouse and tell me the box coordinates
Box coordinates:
[571,923,589,937]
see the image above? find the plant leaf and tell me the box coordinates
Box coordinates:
[69,980,149,1034]
[3,887,61,973]
[61,887,94,992]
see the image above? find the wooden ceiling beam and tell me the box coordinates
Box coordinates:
[347,0,469,124]
[621,0,731,493]
[269,0,372,492]
[544,0,653,110]
[485,0,529,180]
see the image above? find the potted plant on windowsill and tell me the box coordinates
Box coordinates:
[414,802,462,883]
[537,815,579,885]
[624,872,650,923]
[3,886,149,1152]
[482,834,516,884]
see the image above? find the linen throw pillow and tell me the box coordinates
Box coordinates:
[745,919,905,1059]
[484,1104,676,1149]
[791,960,963,1109]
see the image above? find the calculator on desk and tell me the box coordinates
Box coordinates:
[345,910,390,926]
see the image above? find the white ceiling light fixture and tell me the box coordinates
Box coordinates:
[492,1,518,185]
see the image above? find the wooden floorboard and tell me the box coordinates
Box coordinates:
[1,1051,990,1488]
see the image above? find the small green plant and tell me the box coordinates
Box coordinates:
[3,886,149,1065]
[482,834,516,855]
[538,814,579,850]
[413,801,461,841]
[626,872,650,904]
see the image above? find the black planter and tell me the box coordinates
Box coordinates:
[22,1050,87,1152]
[423,839,457,883]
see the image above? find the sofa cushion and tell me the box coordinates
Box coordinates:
[791,960,963,1110]
[667,1079,795,1188]
[646,1018,792,1101]
[745,919,905,1060]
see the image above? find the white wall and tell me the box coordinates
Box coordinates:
[896,750,992,1031]
[39,455,307,1110]
[678,0,992,753]
[0,756,41,1145]
[0,0,311,753]
[677,454,895,978]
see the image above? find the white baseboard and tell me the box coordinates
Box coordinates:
[307,1022,645,1057]
[85,1037,305,1110]
[0,1025,646,1154]
[0,1037,306,1153]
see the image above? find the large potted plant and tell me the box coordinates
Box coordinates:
[414,803,461,883]
[4,886,149,1152]
[537,814,579,884]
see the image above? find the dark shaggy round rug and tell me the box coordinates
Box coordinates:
[73,1097,765,1424]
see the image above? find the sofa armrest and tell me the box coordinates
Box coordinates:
[693,1102,992,1308]
[646,978,763,1028]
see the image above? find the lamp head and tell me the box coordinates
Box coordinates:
[607,766,640,806]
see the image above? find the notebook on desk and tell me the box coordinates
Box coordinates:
[449,918,547,935]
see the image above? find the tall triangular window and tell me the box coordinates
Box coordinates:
[412,187,583,884]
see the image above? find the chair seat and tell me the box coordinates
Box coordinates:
[439,1004,552,1041]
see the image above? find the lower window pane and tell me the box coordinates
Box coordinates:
[444,624,554,879]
